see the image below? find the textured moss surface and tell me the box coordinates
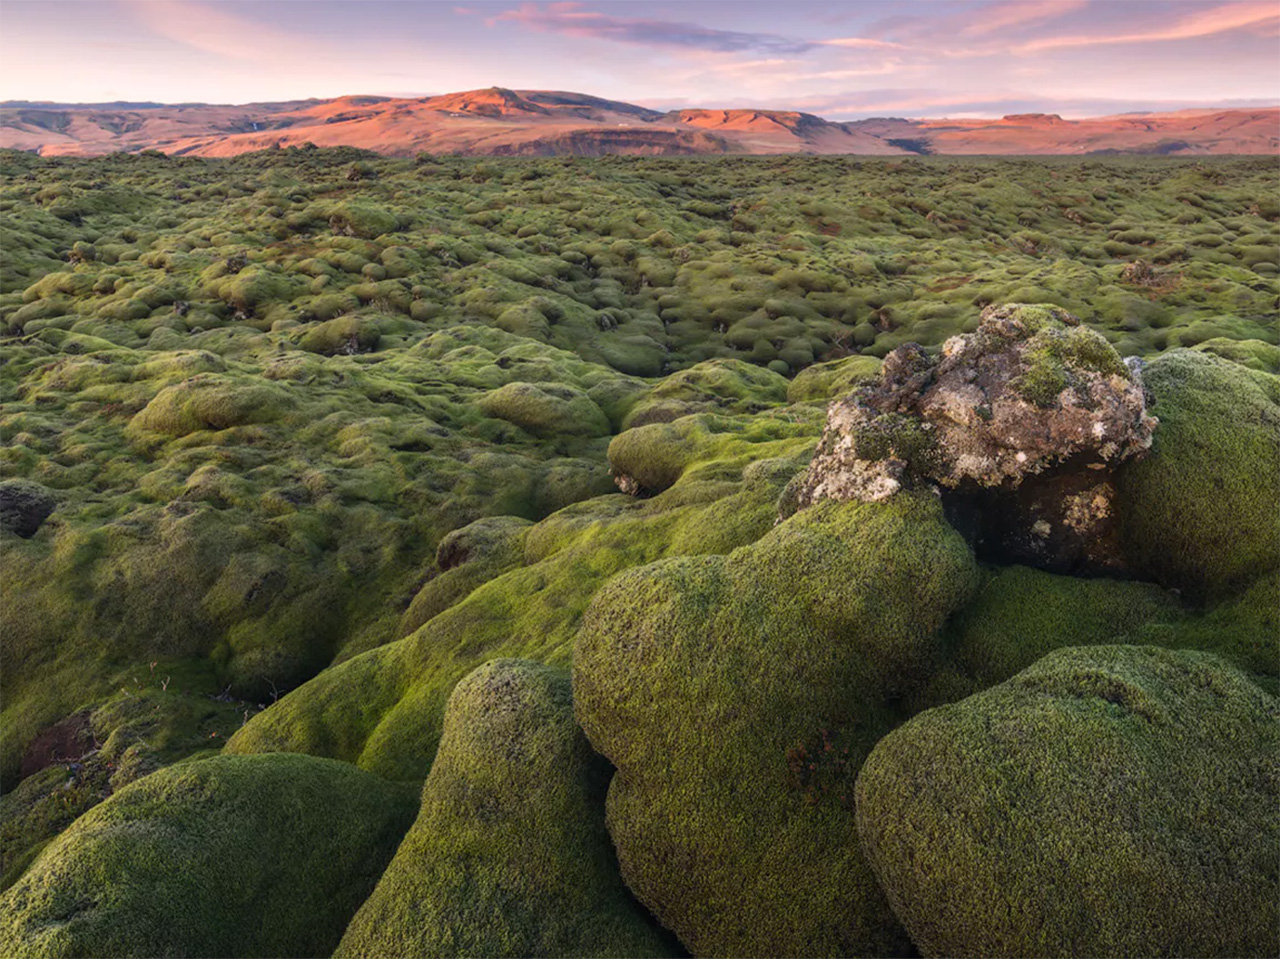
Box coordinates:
[573,495,978,957]
[336,660,675,958]
[2,150,1277,954]
[857,645,1280,958]
[0,753,415,958]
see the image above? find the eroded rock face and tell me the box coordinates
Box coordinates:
[795,304,1157,573]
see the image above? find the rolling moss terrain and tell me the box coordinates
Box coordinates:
[1,148,1277,957]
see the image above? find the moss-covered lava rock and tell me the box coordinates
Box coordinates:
[856,645,1280,958]
[335,660,675,958]
[0,753,415,958]
[573,493,978,957]
[1118,349,1280,602]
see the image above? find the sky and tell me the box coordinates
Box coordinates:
[1,0,1277,118]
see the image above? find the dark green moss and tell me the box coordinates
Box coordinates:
[851,411,941,476]
[0,753,415,958]
[941,565,1183,691]
[857,645,1279,958]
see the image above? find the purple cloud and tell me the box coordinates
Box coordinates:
[476,2,817,55]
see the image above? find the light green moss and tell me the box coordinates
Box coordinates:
[622,358,788,428]
[572,494,978,956]
[399,516,532,637]
[226,424,816,781]
[126,375,294,436]
[477,382,611,437]
[786,354,882,403]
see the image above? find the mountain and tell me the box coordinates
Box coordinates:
[2,88,1276,157]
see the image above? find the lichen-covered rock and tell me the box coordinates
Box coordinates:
[0,753,415,959]
[0,480,55,538]
[795,304,1156,573]
[335,660,675,959]
[857,645,1280,958]
[574,494,978,957]
[1117,349,1280,602]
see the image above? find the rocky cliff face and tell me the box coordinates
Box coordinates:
[793,304,1157,573]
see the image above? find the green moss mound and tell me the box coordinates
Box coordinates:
[477,381,611,437]
[573,494,978,957]
[126,374,294,436]
[336,660,675,958]
[622,358,788,428]
[1191,337,1280,374]
[0,753,415,958]
[1135,569,1280,691]
[857,645,1279,958]
[399,515,533,637]
[1119,350,1280,601]
[786,354,881,403]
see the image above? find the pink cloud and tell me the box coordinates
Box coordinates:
[958,0,1090,38]
[1017,0,1280,52]
[124,0,325,63]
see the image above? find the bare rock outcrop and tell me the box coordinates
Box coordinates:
[794,304,1157,573]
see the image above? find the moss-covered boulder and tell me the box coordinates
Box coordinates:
[296,314,381,355]
[0,480,56,539]
[857,645,1280,958]
[574,494,978,956]
[0,753,415,958]
[336,660,675,958]
[1118,349,1280,601]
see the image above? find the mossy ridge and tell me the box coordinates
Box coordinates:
[857,645,1280,958]
[607,406,821,496]
[227,421,817,782]
[1118,349,1280,602]
[0,753,416,959]
[572,494,979,957]
[621,357,789,428]
[335,660,676,959]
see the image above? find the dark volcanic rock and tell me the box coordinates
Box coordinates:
[0,479,56,538]
[795,304,1157,573]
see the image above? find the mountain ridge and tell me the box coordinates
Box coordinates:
[2,87,1276,157]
